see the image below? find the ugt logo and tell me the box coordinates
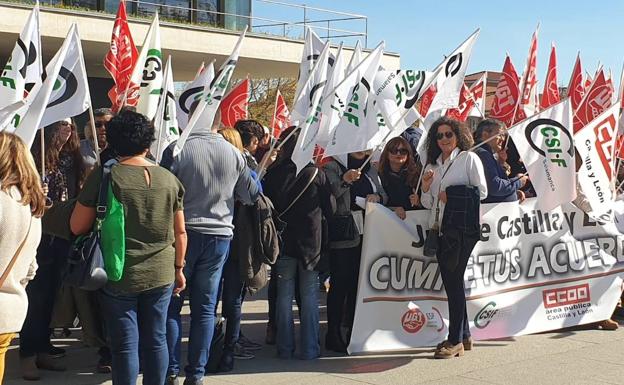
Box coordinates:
[524,118,574,167]
[401,308,425,334]
[474,301,498,329]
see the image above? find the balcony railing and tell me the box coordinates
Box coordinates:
[3,0,368,47]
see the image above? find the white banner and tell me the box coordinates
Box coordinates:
[350,200,624,354]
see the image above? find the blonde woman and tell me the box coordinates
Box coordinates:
[0,133,45,383]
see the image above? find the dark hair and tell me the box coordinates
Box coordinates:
[94,108,113,118]
[474,118,504,144]
[272,125,298,167]
[378,137,420,187]
[235,120,264,147]
[106,110,154,156]
[32,120,85,186]
[425,117,474,165]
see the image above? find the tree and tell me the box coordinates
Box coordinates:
[246,77,297,126]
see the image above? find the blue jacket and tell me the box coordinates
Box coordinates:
[474,145,521,203]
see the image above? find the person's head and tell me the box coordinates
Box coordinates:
[235,120,265,154]
[85,108,113,149]
[273,126,299,165]
[260,125,272,148]
[33,119,82,173]
[379,137,419,185]
[475,118,505,152]
[106,110,154,157]
[426,117,473,165]
[0,133,46,217]
[219,128,244,152]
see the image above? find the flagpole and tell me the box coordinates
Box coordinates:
[40,127,45,179]
[87,105,101,165]
[269,89,279,140]
[257,90,281,179]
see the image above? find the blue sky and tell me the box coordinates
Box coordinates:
[255,0,624,87]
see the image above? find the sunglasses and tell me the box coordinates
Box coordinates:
[94,121,106,128]
[389,148,409,156]
[436,131,454,140]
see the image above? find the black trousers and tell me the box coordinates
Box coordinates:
[326,245,361,336]
[20,236,69,357]
[437,232,477,345]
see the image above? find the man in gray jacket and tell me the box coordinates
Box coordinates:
[166,111,260,385]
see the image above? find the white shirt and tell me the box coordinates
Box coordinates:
[421,148,488,227]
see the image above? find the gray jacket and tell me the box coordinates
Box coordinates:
[324,159,388,249]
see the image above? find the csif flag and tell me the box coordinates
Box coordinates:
[508,99,576,211]
[0,2,42,108]
[151,56,179,163]
[490,55,521,127]
[573,70,612,133]
[291,42,331,173]
[126,14,162,119]
[174,26,247,156]
[220,78,249,128]
[446,73,485,122]
[176,61,215,129]
[7,24,92,147]
[574,102,620,219]
[104,0,138,113]
[316,43,346,147]
[540,43,560,109]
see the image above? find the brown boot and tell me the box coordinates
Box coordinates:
[20,356,40,381]
[36,353,66,372]
[597,319,619,330]
[434,341,464,359]
[436,337,473,351]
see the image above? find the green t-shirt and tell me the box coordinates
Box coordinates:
[79,164,185,294]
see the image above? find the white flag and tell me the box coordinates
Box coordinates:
[128,13,162,120]
[508,100,576,211]
[428,29,480,112]
[0,100,27,132]
[574,103,620,219]
[316,43,346,147]
[151,56,179,163]
[9,24,91,148]
[0,2,42,108]
[324,43,385,157]
[291,42,330,173]
[346,40,362,74]
[176,61,215,129]
[174,26,246,157]
[292,28,335,122]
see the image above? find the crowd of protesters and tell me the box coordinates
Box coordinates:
[0,108,622,384]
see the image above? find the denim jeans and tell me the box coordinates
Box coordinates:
[166,230,231,381]
[274,255,320,360]
[99,284,173,385]
[221,253,245,351]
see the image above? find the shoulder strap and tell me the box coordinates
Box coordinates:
[0,218,33,288]
[96,160,116,220]
[278,168,319,218]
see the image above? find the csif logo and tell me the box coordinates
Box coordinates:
[474,301,499,329]
[524,118,574,168]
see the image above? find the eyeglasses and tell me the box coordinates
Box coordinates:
[389,148,409,156]
[436,131,454,140]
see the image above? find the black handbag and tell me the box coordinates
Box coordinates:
[64,163,113,290]
[423,226,439,258]
[328,214,358,242]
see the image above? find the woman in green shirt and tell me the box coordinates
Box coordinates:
[70,110,187,385]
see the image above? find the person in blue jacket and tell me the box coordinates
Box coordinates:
[473,119,529,203]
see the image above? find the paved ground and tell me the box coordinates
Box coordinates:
[4,288,624,385]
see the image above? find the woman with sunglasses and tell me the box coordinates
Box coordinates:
[420,117,487,359]
[21,119,86,379]
[378,137,421,220]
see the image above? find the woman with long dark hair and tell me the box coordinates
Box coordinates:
[19,119,86,380]
[420,117,487,359]
[378,137,421,219]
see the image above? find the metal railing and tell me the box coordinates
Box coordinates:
[8,0,368,47]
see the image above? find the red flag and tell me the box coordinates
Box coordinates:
[573,70,613,132]
[271,89,291,139]
[446,74,485,122]
[103,0,138,112]
[584,72,593,91]
[515,28,539,122]
[490,56,520,127]
[220,79,250,128]
[568,54,585,111]
[540,44,560,109]
[418,84,437,117]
